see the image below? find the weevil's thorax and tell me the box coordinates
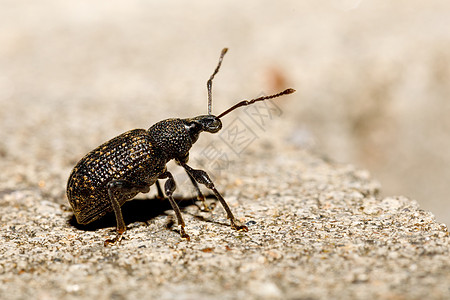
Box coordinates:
[147,116,222,160]
[147,118,193,159]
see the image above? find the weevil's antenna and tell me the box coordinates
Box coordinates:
[217,88,296,119]
[207,48,228,115]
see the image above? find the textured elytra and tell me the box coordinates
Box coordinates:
[66,117,197,225]
[67,129,169,224]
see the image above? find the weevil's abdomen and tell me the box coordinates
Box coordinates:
[67,129,168,224]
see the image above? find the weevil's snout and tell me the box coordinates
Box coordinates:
[189,115,222,133]
[201,115,222,133]
[184,115,222,144]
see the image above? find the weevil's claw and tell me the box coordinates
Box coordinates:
[231,219,249,232]
[197,194,209,212]
[104,232,124,246]
[196,199,216,212]
[206,201,217,212]
[197,193,206,203]
[198,197,209,211]
[180,226,191,241]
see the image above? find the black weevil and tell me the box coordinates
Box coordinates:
[66,48,295,245]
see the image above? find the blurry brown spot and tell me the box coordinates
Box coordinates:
[265,66,288,92]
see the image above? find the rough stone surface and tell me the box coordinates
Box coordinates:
[1,149,449,299]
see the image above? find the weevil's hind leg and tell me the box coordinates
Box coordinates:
[180,162,248,232]
[104,180,150,246]
[159,171,190,240]
[186,171,215,212]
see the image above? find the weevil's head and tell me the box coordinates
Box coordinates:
[147,115,222,160]
[182,115,222,144]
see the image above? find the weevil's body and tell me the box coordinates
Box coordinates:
[67,117,220,222]
[66,48,295,245]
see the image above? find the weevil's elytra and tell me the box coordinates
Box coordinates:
[66,48,295,245]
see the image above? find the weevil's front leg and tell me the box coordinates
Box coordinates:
[175,156,212,211]
[179,162,248,232]
[104,180,150,246]
[186,171,215,212]
[159,171,190,240]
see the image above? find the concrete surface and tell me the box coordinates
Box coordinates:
[1,147,450,299]
[1,1,450,299]
[1,0,450,225]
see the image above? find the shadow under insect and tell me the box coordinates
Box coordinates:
[68,194,215,231]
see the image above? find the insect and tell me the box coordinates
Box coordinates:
[66,48,295,245]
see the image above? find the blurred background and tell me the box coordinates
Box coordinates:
[0,0,449,224]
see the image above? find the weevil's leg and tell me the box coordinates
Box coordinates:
[185,171,215,212]
[180,163,248,232]
[155,180,164,199]
[159,171,190,240]
[104,180,150,246]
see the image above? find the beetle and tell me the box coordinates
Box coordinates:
[66,48,295,245]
